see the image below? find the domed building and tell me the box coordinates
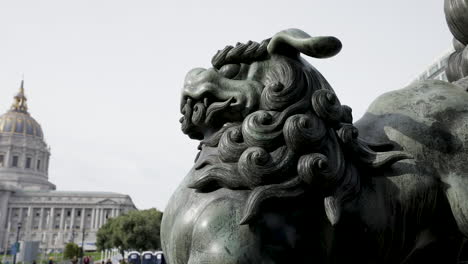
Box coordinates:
[0,81,54,191]
[0,82,136,253]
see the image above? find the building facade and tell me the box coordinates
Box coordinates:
[0,82,136,252]
[410,49,453,83]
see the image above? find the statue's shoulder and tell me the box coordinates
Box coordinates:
[366,80,468,116]
[356,79,468,170]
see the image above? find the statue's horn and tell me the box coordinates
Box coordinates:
[267,28,342,59]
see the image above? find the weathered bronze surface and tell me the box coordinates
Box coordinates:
[162,1,468,263]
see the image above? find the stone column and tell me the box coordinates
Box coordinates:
[0,191,12,249]
[100,209,105,227]
[26,206,33,233]
[95,208,101,229]
[18,208,23,225]
[6,207,12,228]
[96,209,101,228]
[59,208,65,230]
[48,207,55,230]
[5,146,12,168]
[70,208,75,229]
[3,220,11,252]
[94,208,98,229]
[38,208,44,230]
[46,207,54,249]
[80,208,85,230]
[90,208,96,229]
[21,148,26,170]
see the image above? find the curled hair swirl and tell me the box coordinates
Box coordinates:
[283,113,327,154]
[297,152,340,191]
[260,60,306,111]
[218,125,248,163]
[444,0,468,82]
[312,89,343,127]
[241,111,284,151]
[237,146,296,188]
[191,102,206,126]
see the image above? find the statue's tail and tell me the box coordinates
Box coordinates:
[445,0,468,87]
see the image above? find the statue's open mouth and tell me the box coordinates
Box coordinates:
[180,96,237,139]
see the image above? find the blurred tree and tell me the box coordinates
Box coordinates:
[64,242,81,260]
[96,208,163,257]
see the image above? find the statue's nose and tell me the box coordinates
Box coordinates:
[183,67,218,99]
[184,68,207,89]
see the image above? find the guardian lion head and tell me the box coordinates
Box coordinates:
[180,29,411,225]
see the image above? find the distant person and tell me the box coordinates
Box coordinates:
[71,256,78,264]
[48,257,54,264]
[83,256,90,264]
[32,261,37,264]
[106,259,112,264]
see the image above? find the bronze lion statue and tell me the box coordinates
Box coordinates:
[161,4,468,262]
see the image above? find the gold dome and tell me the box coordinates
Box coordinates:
[0,81,44,139]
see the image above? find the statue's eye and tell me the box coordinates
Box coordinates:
[218,64,241,79]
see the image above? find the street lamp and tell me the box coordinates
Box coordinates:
[12,222,22,264]
[80,228,86,264]
[70,228,76,243]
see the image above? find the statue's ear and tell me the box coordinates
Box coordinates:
[267,28,342,59]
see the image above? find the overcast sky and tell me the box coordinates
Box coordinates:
[0,0,453,210]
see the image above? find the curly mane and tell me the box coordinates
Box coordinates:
[187,38,412,225]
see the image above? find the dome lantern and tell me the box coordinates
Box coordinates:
[11,80,28,113]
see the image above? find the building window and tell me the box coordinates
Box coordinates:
[14,119,24,133]
[26,157,32,169]
[12,156,19,167]
[67,211,71,217]
[77,210,81,217]
[0,155,4,167]
[37,160,41,170]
